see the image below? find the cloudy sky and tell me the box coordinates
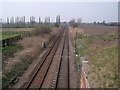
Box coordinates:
[0,1,118,23]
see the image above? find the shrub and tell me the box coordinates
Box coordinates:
[31,25,52,36]
[70,23,78,28]
[72,23,78,28]
[55,23,59,27]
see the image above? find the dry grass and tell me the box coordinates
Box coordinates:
[18,34,50,57]
[2,28,33,32]
[29,25,52,36]
[4,26,57,72]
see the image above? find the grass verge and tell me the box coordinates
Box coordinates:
[74,32,118,88]
[89,46,118,88]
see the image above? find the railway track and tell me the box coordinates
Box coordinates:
[51,26,69,89]
[22,25,71,89]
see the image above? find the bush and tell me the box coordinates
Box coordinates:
[31,25,52,36]
[55,23,59,27]
[70,23,78,28]
[72,23,78,28]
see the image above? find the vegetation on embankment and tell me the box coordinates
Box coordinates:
[89,46,118,88]
[77,32,118,88]
[70,25,118,88]
[2,54,33,88]
[2,44,23,60]
[1,25,52,40]
[29,25,52,36]
[2,25,56,88]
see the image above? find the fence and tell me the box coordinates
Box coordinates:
[1,35,22,47]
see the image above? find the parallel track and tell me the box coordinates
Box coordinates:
[24,25,70,89]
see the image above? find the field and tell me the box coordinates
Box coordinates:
[2,28,33,32]
[70,24,118,88]
[79,24,118,35]
[1,28,33,40]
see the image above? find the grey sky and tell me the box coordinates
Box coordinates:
[1,2,118,23]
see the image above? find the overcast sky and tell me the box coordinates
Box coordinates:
[1,2,118,23]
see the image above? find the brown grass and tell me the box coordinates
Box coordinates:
[30,25,52,36]
[79,24,118,35]
[2,26,59,88]
[2,28,33,32]
[18,34,50,57]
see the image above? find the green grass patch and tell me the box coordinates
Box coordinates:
[2,44,23,61]
[2,44,26,88]
[2,33,20,40]
[89,46,118,88]
[75,32,118,88]
[77,33,103,39]
[76,38,92,56]
[76,32,117,57]
[75,38,96,64]
[1,31,29,40]
[2,55,33,88]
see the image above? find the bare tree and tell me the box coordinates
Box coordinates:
[69,18,78,28]
[55,15,60,27]
[0,19,2,24]
[69,18,75,25]
[7,17,9,25]
[39,17,41,24]
[22,16,25,25]
[56,15,60,24]
[10,17,14,24]
[77,18,82,25]
[30,16,35,24]
[44,17,50,24]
